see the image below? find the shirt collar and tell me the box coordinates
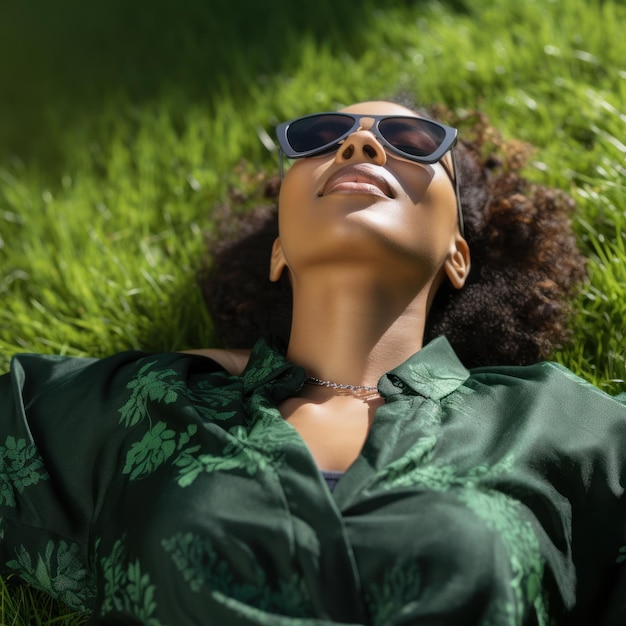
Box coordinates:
[378,336,470,401]
[242,335,469,402]
[241,337,307,402]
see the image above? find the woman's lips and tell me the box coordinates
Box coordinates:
[320,165,394,198]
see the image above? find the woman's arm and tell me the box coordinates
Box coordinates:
[179,349,251,375]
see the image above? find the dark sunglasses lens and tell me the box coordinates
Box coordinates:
[286,115,354,153]
[378,118,446,158]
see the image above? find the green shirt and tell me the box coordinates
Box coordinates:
[1,336,625,625]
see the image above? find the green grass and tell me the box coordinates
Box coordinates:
[0,576,89,625]
[0,0,625,621]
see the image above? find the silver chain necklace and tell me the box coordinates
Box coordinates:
[304,376,378,394]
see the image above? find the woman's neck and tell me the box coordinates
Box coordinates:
[286,268,435,388]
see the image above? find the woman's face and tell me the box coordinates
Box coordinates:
[273,100,469,291]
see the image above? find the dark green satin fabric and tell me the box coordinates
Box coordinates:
[1,336,625,625]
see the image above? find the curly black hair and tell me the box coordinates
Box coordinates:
[199,110,587,368]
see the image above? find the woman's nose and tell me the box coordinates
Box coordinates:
[336,131,387,165]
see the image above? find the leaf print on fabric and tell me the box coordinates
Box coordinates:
[441,383,478,416]
[0,435,49,507]
[174,445,250,488]
[118,362,187,427]
[173,406,300,488]
[371,450,547,626]
[6,540,95,611]
[375,434,439,491]
[99,538,164,626]
[242,351,282,388]
[187,382,243,421]
[162,532,314,618]
[122,422,197,480]
[366,559,422,626]
[407,361,465,398]
[458,489,548,626]
[376,445,514,494]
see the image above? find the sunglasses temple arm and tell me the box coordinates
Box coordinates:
[451,149,465,237]
[279,148,285,179]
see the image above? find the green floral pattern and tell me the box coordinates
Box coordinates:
[123,422,197,480]
[375,435,515,493]
[371,450,548,625]
[173,408,301,488]
[118,362,187,427]
[118,357,303,485]
[366,559,422,626]
[460,489,548,626]
[6,539,94,611]
[241,351,282,388]
[190,382,244,421]
[0,337,624,624]
[0,435,48,507]
[162,531,314,617]
[98,538,164,626]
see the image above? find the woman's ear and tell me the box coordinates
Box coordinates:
[269,237,287,282]
[443,236,471,289]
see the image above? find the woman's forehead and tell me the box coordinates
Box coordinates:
[339,100,418,117]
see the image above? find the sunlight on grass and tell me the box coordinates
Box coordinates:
[1,0,625,619]
[2,0,623,382]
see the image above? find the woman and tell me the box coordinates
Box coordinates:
[1,100,625,625]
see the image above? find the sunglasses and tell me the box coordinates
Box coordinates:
[276,112,457,163]
[275,112,464,235]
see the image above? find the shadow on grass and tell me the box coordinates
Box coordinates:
[0,0,471,177]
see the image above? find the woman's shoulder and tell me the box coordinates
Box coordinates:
[468,359,626,427]
[179,348,251,376]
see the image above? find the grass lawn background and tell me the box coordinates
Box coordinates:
[0,0,624,622]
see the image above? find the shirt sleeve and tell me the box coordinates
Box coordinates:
[614,392,626,406]
[0,351,148,609]
[547,366,626,625]
[602,390,626,625]
[0,349,228,612]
